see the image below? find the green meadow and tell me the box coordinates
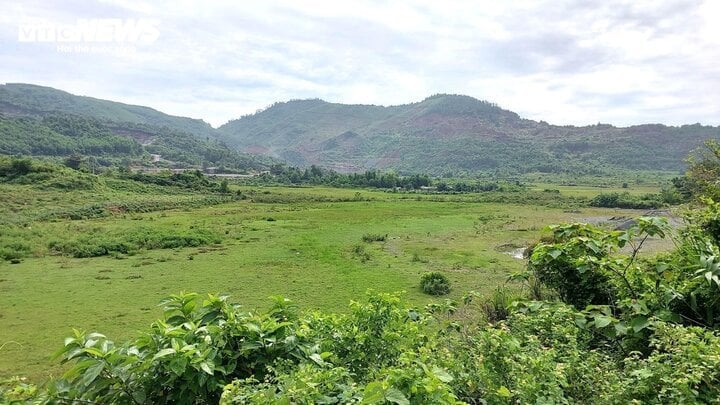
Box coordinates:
[0,181,654,381]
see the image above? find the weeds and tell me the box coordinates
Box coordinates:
[362,233,387,242]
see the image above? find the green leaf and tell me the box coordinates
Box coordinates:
[244,322,261,333]
[152,348,176,361]
[497,386,512,397]
[630,316,651,332]
[361,382,385,404]
[199,361,214,375]
[82,347,105,357]
[593,315,613,328]
[573,314,587,328]
[548,249,562,259]
[385,387,410,405]
[432,366,454,383]
[309,353,324,365]
[79,361,104,388]
[169,356,188,376]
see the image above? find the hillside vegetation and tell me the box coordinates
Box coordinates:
[4,84,718,177]
[0,84,272,171]
[0,83,215,137]
[218,94,720,176]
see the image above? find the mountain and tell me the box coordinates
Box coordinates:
[3,84,717,176]
[0,83,216,137]
[218,94,720,176]
[0,83,272,171]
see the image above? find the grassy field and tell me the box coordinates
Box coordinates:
[0,182,658,382]
[527,182,662,198]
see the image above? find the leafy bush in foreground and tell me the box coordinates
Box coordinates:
[5,288,720,404]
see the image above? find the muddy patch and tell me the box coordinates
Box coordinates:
[574,210,684,255]
[495,243,529,260]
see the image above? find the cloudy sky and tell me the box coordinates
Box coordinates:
[1,0,718,127]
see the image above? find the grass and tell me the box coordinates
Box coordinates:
[0,183,665,381]
[527,182,663,198]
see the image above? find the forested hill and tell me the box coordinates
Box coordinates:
[218,94,720,176]
[0,84,272,171]
[0,83,215,137]
[3,83,718,176]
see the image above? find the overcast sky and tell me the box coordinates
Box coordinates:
[1,0,718,127]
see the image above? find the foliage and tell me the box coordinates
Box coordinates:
[683,139,720,200]
[0,88,273,171]
[218,94,720,176]
[479,287,515,323]
[620,322,720,403]
[362,233,387,242]
[7,286,720,404]
[529,222,621,308]
[2,292,462,404]
[589,191,674,209]
[48,226,221,258]
[420,272,451,296]
[0,83,216,138]
[530,205,720,337]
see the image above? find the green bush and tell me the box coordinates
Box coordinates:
[351,244,370,262]
[589,191,668,209]
[420,272,451,295]
[0,241,31,261]
[480,287,514,322]
[362,233,387,242]
[48,227,221,258]
[5,289,720,404]
[529,223,618,308]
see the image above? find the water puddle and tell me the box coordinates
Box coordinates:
[507,247,526,260]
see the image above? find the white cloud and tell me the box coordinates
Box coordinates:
[0,0,718,127]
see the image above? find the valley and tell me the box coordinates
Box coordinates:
[0,177,657,381]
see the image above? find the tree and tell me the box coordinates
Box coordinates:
[684,140,720,200]
[64,154,84,170]
[219,179,230,193]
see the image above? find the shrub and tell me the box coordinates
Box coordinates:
[9,158,32,176]
[529,223,617,308]
[421,272,451,295]
[7,290,720,403]
[362,233,386,242]
[352,244,371,262]
[48,227,221,258]
[480,287,513,322]
[590,191,667,209]
[0,241,31,261]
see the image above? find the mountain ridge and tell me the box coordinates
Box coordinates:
[217,94,720,175]
[0,83,216,137]
[2,83,718,176]
[0,83,272,171]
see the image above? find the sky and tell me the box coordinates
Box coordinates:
[0,0,718,128]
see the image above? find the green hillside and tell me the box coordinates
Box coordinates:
[218,94,720,176]
[0,84,272,171]
[0,83,215,137]
[3,84,717,176]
